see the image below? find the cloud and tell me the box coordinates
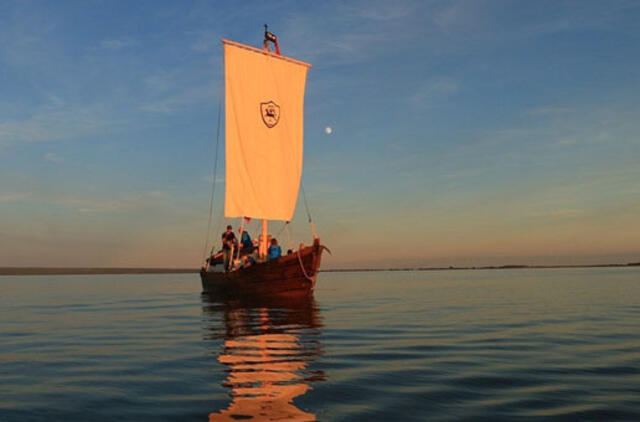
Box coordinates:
[278,2,430,66]
[0,192,32,202]
[60,191,170,213]
[145,190,167,199]
[138,69,212,113]
[432,0,469,32]
[0,106,109,146]
[411,77,460,106]
[349,1,416,22]
[44,152,63,163]
[189,29,223,53]
[100,38,136,50]
[527,106,572,117]
[201,175,223,184]
[595,132,612,143]
[0,191,172,213]
[548,208,584,217]
[138,82,218,114]
[554,137,578,147]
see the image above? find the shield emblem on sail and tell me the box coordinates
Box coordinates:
[260,101,280,128]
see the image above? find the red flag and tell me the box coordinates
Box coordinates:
[244,216,251,224]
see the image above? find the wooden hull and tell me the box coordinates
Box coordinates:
[200,238,325,297]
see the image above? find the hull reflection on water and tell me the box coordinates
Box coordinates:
[202,293,324,421]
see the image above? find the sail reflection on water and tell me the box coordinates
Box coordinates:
[202,294,324,421]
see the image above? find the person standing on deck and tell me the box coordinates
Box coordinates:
[221,225,237,271]
[238,227,253,255]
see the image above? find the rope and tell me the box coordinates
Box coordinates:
[285,222,293,252]
[265,47,316,241]
[297,249,314,282]
[275,220,289,238]
[201,59,224,264]
[235,217,245,260]
[300,182,312,222]
[300,182,317,239]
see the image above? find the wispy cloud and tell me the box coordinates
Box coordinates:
[554,137,578,147]
[138,82,218,114]
[0,190,170,212]
[0,192,32,202]
[189,29,223,53]
[279,2,428,66]
[100,38,136,50]
[432,0,473,33]
[347,1,416,22]
[201,175,223,184]
[411,77,460,106]
[0,106,109,146]
[44,152,63,163]
[548,208,584,217]
[527,106,572,117]
[60,191,170,213]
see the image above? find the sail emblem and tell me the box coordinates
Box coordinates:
[260,101,280,128]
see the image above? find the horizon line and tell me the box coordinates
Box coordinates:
[1,262,639,276]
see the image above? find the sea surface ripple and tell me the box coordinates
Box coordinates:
[1,267,639,421]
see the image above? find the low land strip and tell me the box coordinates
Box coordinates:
[0,267,197,276]
[1,262,638,276]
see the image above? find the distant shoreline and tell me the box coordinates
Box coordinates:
[0,267,198,276]
[321,263,640,273]
[1,262,638,276]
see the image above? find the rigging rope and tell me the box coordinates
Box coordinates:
[275,220,289,238]
[300,182,317,239]
[297,249,314,282]
[201,61,224,264]
[285,222,294,253]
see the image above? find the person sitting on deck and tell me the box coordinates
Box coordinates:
[221,225,237,271]
[251,245,260,264]
[207,251,224,271]
[268,238,282,261]
[243,253,256,268]
[238,227,254,256]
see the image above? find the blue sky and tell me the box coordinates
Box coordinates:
[1,0,639,268]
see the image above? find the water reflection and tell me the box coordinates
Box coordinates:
[202,294,324,421]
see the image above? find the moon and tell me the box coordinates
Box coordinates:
[325,126,332,135]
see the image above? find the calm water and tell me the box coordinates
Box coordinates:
[1,268,639,421]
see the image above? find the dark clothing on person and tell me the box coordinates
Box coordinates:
[239,231,254,256]
[221,231,237,250]
[223,249,232,271]
[221,230,237,271]
[240,231,252,249]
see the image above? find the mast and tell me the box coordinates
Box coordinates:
[260,26,272,260]
[263,24,281,56]
[261,219,268,260]
[256,27,274,262]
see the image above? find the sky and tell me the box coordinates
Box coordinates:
[1,0,639,269]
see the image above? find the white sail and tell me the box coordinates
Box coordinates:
[223,39,310,221]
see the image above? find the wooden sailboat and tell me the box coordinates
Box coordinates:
[200,29,327,296]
